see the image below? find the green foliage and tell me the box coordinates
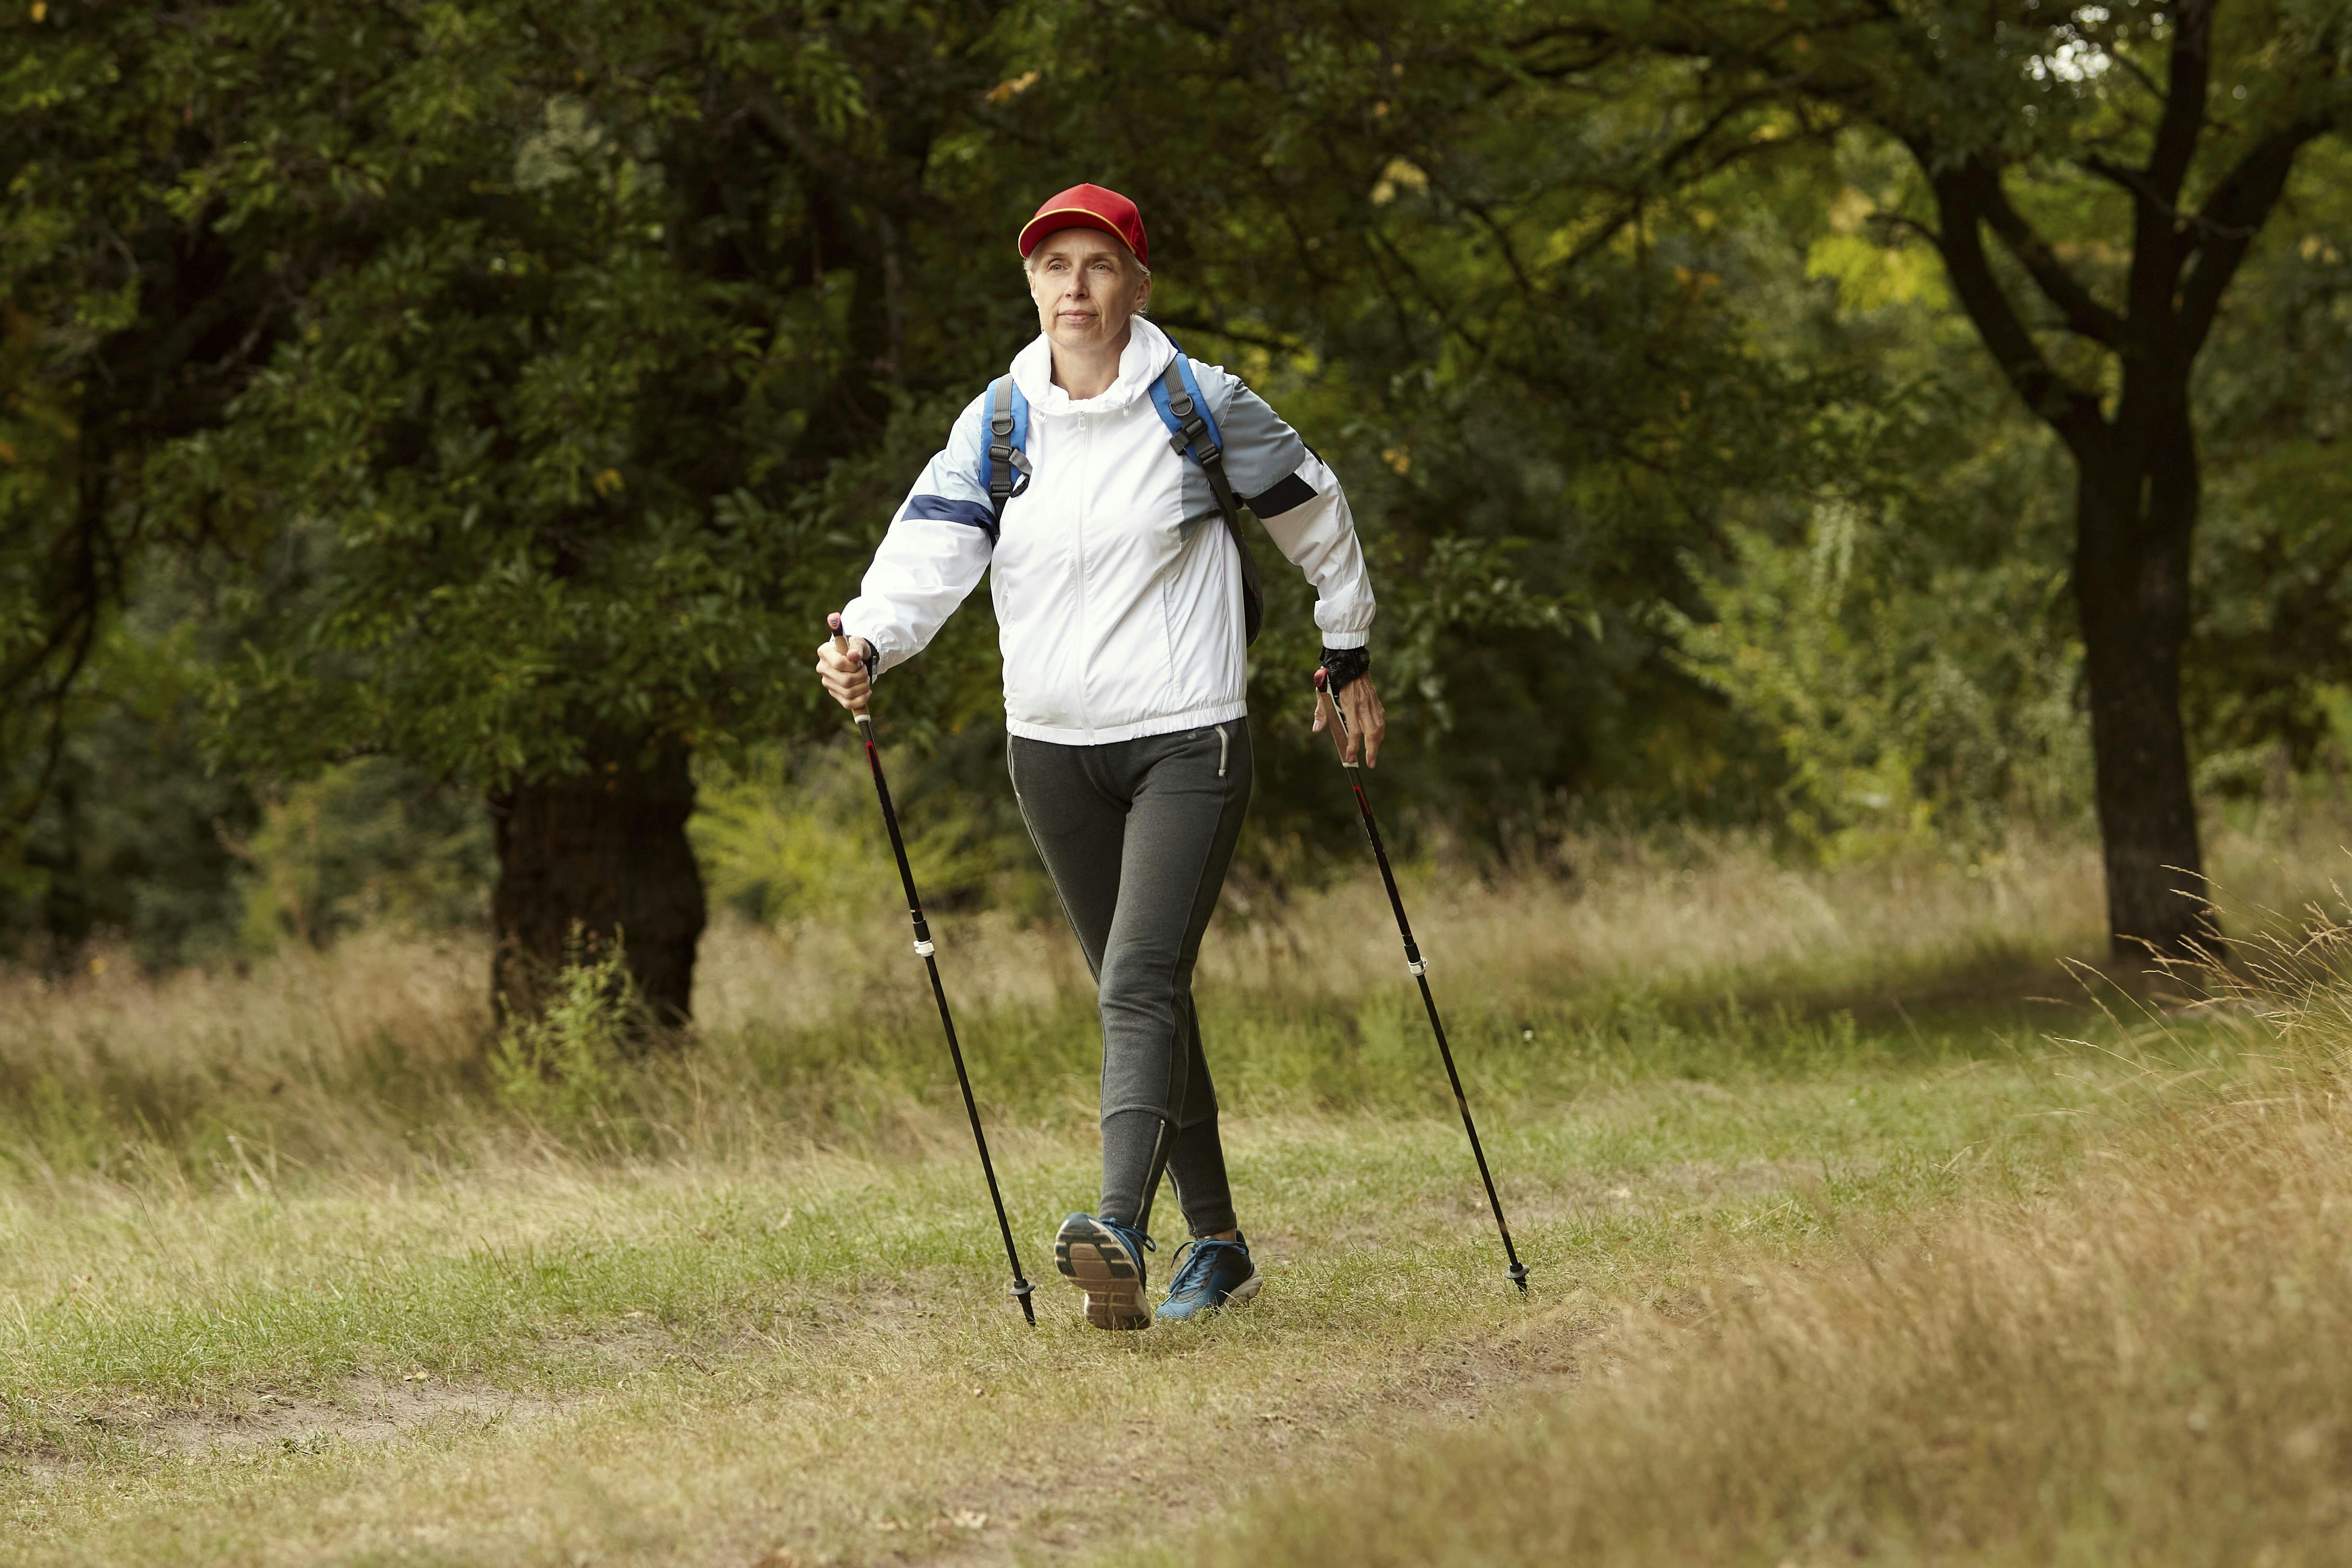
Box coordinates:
[2190,136,2352,778]
[1,0,306,856]
[1674,500,2089,858]
[4,0,2348,971]
[991,0,2191,852]
[0,578,258,969]
[489,932,641,1129]
[692,742,1047,927]
[172,2,945,789]
[232,759,492,953]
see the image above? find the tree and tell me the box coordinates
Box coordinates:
[125,1,1021,1019]
[2180,135,2352,782]
[1,3,296,922]
[1042,0,2345,953]
[990,0,1870,865]
[1571,0,2347,957]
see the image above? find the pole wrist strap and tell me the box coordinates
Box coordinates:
[1321,645,1371,696]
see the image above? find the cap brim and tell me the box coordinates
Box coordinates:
[1017,208,1139,261]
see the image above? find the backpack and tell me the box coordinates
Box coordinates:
[980,340,1265,645]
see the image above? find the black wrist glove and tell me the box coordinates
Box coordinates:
[1320,645,1371,697]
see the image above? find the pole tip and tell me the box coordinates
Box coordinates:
[1312,667,1329,692]
[1509,1262,1531,1295]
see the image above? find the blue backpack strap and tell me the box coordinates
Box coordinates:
[982,373,1032,510]
[1147,338,1225,455]
[1149,338,1264,646]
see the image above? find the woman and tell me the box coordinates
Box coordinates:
[814,183,1385,1330]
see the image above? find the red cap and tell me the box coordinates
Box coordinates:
[1017,183,1148,269]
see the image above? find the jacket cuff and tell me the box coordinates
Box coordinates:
[834,618,890,678]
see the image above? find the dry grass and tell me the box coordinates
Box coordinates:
[703,817,2140,1030]
[4,812,2348,1563]
[4,808,2332,1188]
[1184,927,2352,1566]
[0,817,2074,1185]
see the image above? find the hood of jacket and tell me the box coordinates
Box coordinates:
[1009,314,1179,416]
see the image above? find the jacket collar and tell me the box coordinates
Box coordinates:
[1011,315,1178,415]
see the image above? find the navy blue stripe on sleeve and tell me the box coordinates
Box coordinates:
[1243,473,1317,519]
[902,493,1001,544]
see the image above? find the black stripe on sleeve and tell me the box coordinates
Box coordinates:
[1242,472,1317,519]
[902,493,1000,544]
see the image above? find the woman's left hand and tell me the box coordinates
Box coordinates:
[1313,673,1387,767]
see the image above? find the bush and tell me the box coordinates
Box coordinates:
[489,932,643,1130]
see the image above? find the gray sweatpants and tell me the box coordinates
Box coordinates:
[1008,719,1252,1239]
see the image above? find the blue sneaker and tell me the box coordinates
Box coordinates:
[1054,1213,1155,1330]
[1155,1234,1261,1323]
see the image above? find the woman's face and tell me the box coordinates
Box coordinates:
[1027,227,1151,355]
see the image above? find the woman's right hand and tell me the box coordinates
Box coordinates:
[814,633,876,713]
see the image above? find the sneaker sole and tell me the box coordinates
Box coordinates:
[1054,1216,1151,1331]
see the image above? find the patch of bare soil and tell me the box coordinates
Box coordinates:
[155,1375,567,1454]
[0,1375,576,1487]
[729,1301,1603,1568]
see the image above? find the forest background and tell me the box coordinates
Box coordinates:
[5,0,2349,1017]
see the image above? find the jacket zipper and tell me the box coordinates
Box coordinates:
[1074,411,1091,735]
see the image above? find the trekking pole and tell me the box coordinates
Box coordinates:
[831,614,1036,1324]
[1314,668,1529,1295]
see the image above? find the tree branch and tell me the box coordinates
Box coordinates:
[1866,211,1942,250]
[2098,35,2172,112]
[1960,157,2127,346]
[1923,161,2106,450]
[1532,85,1842,282]
[2146,0,2215,206]
[1146,311,1303,356]
[2119,0,2216,328]
[6,602,101,836]
[2079,152,2177,215]
[2178,116,2335,354]
[1505,19,1619,80]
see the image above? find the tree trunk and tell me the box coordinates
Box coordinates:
[489,732,706,1027]
[2070,392,2216,963]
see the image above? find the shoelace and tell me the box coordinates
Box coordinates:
[1106,1221,1156,1263]
[1165,1237,1245,1297]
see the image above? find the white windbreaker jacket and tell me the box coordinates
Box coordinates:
[837,317,1375,746]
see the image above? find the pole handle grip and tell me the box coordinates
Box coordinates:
[1312,667,1357,765]
[827,612,871,718]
